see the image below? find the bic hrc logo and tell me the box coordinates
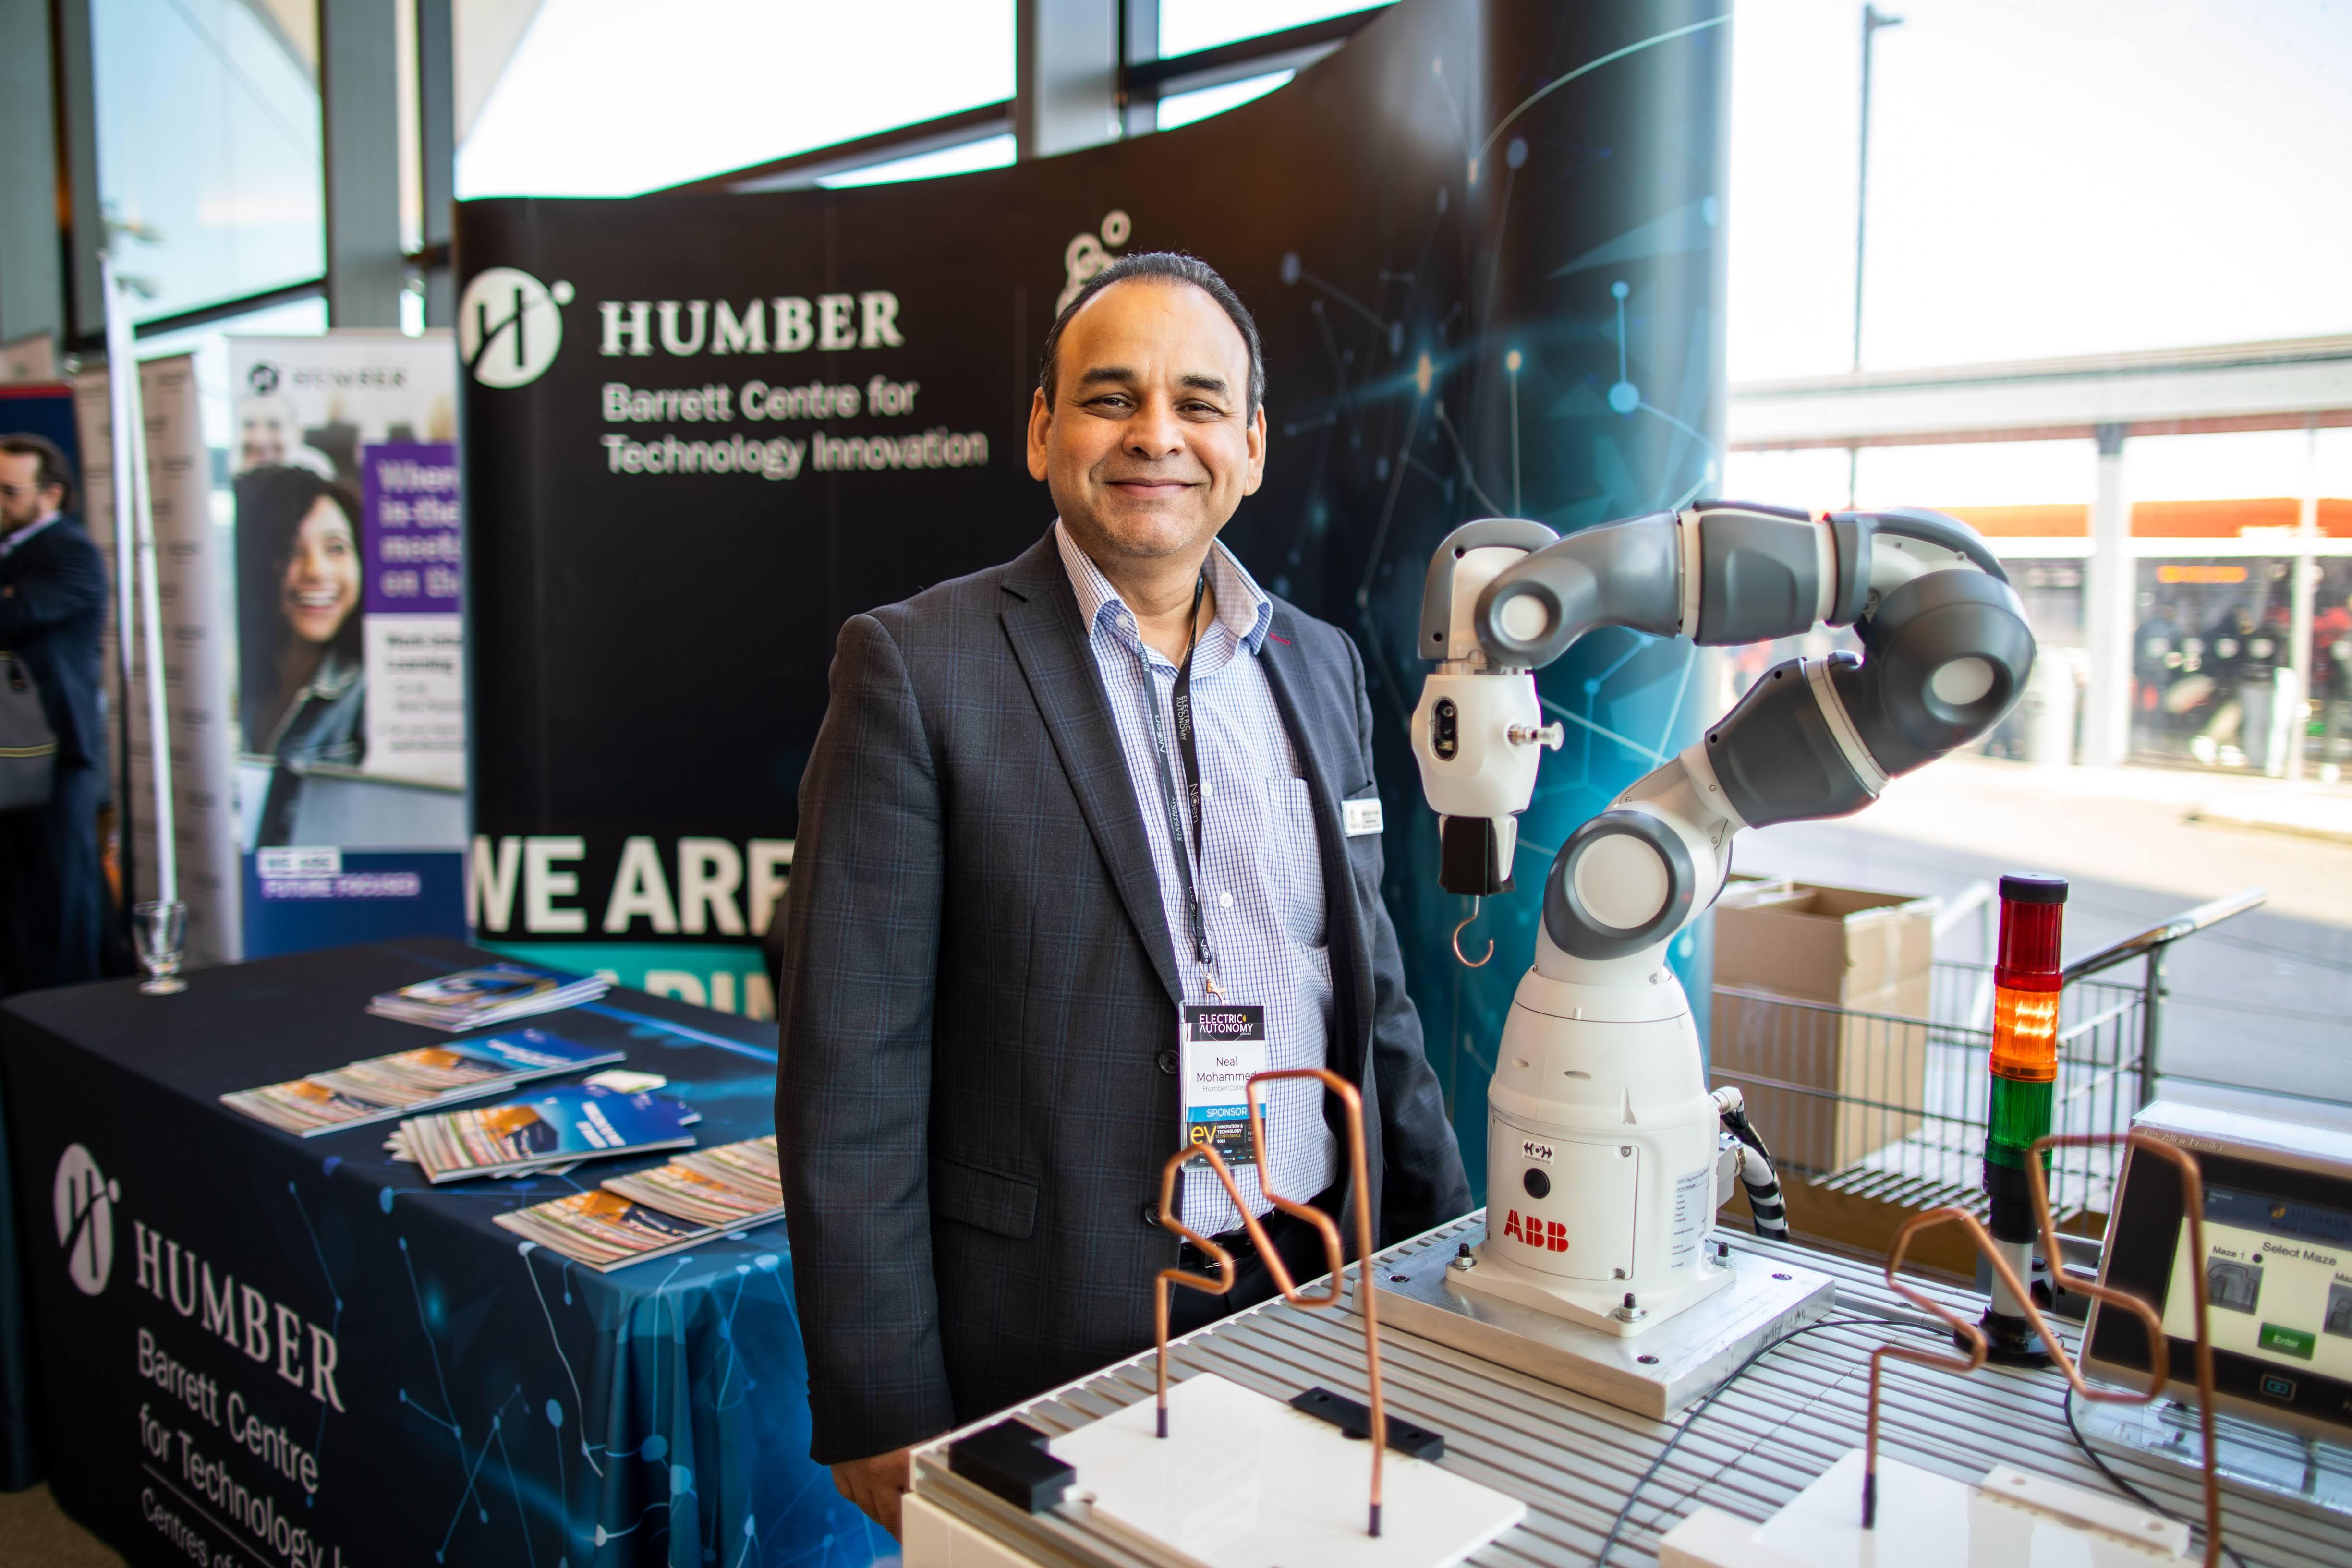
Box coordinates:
[459,267,575,388]
[54,1144,120,1295]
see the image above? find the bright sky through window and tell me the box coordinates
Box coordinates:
[458,0,1015,198]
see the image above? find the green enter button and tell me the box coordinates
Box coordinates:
[2259,1323,2317,1360]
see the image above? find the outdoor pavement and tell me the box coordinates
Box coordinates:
[1733,755,2352,1105]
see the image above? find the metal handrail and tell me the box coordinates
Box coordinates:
[1932,878,1996,942]
[2059,887,2267,984]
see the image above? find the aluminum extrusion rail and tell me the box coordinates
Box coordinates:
[908,1216,2341,1568]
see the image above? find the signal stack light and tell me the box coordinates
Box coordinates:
[1977,872,2067,1364]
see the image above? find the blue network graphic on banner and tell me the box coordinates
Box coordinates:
[1213,9,1732,1199]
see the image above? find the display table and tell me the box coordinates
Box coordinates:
[0,938,885,1568]
[907,1218,2346,1568]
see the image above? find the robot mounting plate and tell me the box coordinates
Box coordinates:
[1373,1219,1834,1420]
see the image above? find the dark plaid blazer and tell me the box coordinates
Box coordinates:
[775,529,1470,1464]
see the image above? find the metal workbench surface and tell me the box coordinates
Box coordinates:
[911,1215,2345,1568]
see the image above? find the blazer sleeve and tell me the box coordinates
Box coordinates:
[1343,633,1473,1242]
[776,611,954,1464]
[0,529,105,644]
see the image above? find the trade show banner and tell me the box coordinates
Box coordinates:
[358,442,464,784]
[227,334,469,957]
[0,381,80,470]
[73,357,244,966]
[459,0,1730,1191]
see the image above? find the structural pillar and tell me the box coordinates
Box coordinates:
[55,0,103,345]
[1120,0,1160,135]
[419,0,456,327]
[0,0,64,347]
[2288,419,2320,780]
[321,0,404,327]
[1016,0,1120,159]
[2082,422,2133,769]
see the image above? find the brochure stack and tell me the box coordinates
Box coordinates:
[495,1136,784,1270]
[221,1029,625,1136]
[391,1083,699,1183]
[367,962,609,1032]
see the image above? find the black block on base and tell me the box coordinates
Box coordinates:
[946,1419,1076,1514]
[1289,1386,1446,1459]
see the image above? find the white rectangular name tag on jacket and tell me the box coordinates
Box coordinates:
[1181,1003,1268,1169]
[1342,796,1384,837]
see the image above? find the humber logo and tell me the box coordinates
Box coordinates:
[54,1144,120,1295]
[460,266,574,388]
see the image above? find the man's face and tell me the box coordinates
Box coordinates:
[0,452,60,532]
[1026,278,1265,569]
[239,398,290,472]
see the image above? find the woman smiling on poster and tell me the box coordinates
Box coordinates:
[235,465,367,846]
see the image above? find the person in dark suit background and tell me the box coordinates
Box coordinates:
[0,433,108,997]
[775,253,1470,1537]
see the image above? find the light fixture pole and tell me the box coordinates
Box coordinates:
[1850,3,1903,505]
[1854,3,1903,371]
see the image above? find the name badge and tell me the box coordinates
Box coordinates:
[1342,797,1383,837]
[1181,1003,1269,1169]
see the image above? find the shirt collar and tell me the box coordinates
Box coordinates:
[1053,518,1273,658]
[0,511,61,556]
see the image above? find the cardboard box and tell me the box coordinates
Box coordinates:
[1709,881,1937,1174]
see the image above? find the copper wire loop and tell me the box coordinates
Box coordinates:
[1862,1131,2223,1566]
[1152,1067,1387,1536]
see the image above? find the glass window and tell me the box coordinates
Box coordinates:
[457,0,1016,198]
[1156,71,1293,131]
[818,134,1017,189]
[1159,1,1392,59]
[91,0,326,325]
[1730,0,2352,380]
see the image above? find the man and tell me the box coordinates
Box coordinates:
[2131,599,2181,750]
[0,434,108,996]
[775,253,1469,1536]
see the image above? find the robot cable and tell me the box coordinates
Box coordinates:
[2061,1385,2251,1568]
[1592,1313,1946,1568]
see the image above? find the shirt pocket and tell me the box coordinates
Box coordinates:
[1260,776,1326,948]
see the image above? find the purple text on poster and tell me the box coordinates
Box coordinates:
[362,441,461,614]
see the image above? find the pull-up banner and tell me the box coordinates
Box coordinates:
[460,0,1729,1185]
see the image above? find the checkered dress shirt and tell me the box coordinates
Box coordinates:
[1054,520,1338,1235]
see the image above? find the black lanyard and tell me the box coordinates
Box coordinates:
[1141,574,1218,992]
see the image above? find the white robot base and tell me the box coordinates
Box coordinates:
[1374,1218,1835,1420]
[1448,1238,1736,1334]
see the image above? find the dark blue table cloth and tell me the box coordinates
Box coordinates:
[0,938,890,1568]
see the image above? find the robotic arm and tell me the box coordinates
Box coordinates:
[1406,503,2033,1333]
[1413,503,2034,979]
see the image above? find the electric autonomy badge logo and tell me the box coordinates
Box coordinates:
[459,266,574,388]
[54,1144,120,1295]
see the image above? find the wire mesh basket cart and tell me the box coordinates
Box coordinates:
[1708,886,2264,1269]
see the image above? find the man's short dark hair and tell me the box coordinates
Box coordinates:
[0,433,76,514]
[1037,251,1266,418]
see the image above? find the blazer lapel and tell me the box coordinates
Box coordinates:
[1256,607,1378,1080]
[999,534,1183,1009]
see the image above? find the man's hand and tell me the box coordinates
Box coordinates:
[832,1445,916,1539]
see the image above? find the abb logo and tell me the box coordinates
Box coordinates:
[1501,1209,1568,1253]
